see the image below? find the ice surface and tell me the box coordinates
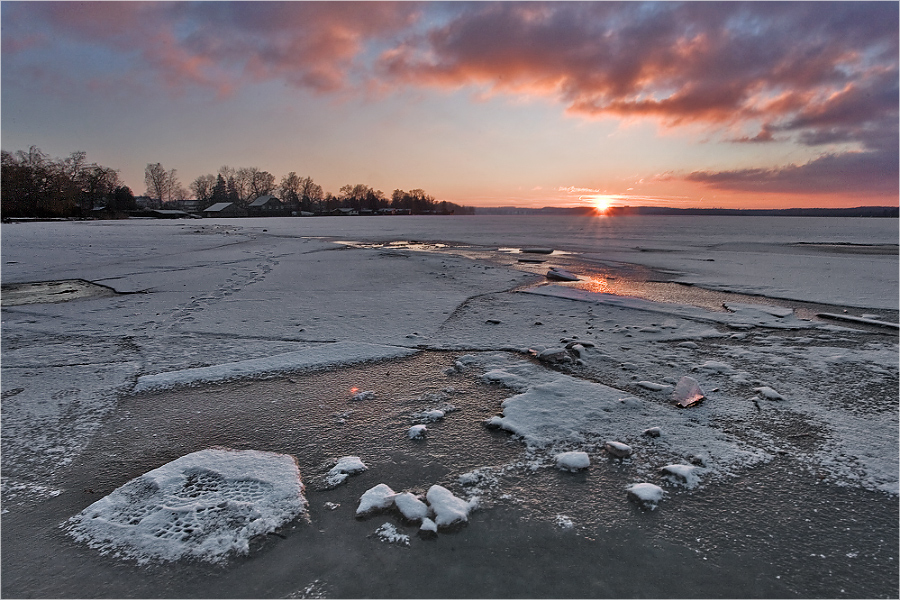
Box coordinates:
[356,484,397,516]
[425,485,477,527]
[555,451,590,471]
[1,217,896,524]
[64,448,306,564]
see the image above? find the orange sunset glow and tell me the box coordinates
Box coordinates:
[1,2,896,210]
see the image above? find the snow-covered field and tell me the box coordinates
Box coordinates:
[2,215,897,597]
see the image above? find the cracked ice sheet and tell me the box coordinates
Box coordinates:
[463,352,771,477]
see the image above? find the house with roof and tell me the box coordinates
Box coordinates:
[202,202,244,218]
[247,195,284,216]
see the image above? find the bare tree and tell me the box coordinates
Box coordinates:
[144,163,168,207]
[191,174,217,206]
[280,172,301,211]
[249,168,275,199]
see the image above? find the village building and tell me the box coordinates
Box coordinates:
[202,202,244,218]
[247,195,284,216]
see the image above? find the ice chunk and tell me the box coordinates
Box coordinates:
[555,451,590,471]
[352,390,376,401]
[660,464,702,488]
[64,448,307,564]
[415,409,445,423]
[626,483,664,510]
[394,492,430,522]
[522,247,554,254]
[356,484,396,516]
[536,347,571,364]
[672,376,705,408]
[546,267,579,282]
[325,456,367,488]
[425,485,476,528]
[643,427,662,438]
[753,386,784,401]
[604,441,633,458]
[636,381,671,392]
[408,424,427,439]
[374,522,409,546]
[419,517,438,536]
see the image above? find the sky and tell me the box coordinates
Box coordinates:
[2,1,898,209]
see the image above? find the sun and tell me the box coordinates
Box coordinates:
[588,194,615,215]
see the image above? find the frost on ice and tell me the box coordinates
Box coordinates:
[64,448,307,564]
[373,522,410,546]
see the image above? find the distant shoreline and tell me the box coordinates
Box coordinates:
[475,206,899,217]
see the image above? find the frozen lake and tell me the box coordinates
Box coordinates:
[2,215,897,597]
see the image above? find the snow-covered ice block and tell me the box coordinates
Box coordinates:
[394,492,430,522]
[374,522,409,546]
[626,483,664,510]
[408,424,427,439]
[326,456,367,488]
[555,451,590,471]
[672,376,705,408]
[352,390,376,401]
[605,441,633,458]
[356,484,397,516]
[660,464,702,488]
[753,386,784,401]
[643,427,662,438]
[425,485,476,528]
[65,448,307,564]
[415,409,445,423]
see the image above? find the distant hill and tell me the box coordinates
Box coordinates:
[475,206,899,217]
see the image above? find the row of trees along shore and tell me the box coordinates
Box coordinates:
[1,146,473,218]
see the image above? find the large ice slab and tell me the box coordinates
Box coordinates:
[65,448,307,564]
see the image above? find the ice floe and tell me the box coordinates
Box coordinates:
[64,448,307,564]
